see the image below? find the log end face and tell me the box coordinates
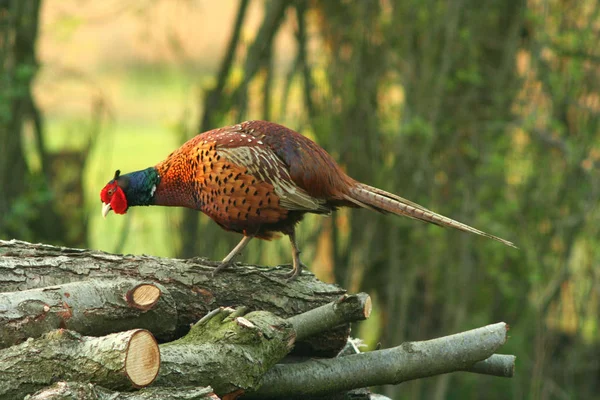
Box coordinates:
[335,292,372,321]
[364,295,372,319]
[125,329,160,387]
[127,284,162,310]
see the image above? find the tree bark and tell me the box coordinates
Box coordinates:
[0,279,177,348]
[466,354,516,377]
[248,322,513,398]
[298,389,392,400]
[0,239,348,355]
[0,329,159,399]
[25,382,218,400]
[23,384,389,400]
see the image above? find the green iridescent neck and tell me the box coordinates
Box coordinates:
[117,167,161,207]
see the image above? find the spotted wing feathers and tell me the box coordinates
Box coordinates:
[203,123,331,214]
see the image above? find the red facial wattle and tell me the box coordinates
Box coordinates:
[100,182,128,217]
[110,186,128,214]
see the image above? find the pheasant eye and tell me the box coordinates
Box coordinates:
[108,188,115,196]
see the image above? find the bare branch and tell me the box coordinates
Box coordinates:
[250,322,511,398]
[464,354,516,377]
[289,293,371,341]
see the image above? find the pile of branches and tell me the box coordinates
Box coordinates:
[0,240,515,399]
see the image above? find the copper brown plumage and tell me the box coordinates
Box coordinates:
[100,120,516,280]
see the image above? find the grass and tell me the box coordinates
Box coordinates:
[86,121,181,258]
[43,66,196,257]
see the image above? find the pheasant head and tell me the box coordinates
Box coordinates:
[100,168,161,217]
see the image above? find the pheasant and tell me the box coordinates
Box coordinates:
[100,120,515,280]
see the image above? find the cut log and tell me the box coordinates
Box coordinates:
[0,279,177,348]
[0,329,159,399]
[0,239,347,356]
[25,382,218,400]
[18,295,377,399]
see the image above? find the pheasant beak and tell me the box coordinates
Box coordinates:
[102,202,112,218]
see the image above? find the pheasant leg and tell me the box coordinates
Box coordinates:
[213,235,253,275]
[285,230,307,281]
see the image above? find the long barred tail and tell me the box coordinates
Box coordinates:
[345,183,517,248]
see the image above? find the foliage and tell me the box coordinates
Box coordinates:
[0,0,66,244]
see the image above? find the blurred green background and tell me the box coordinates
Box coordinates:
[1,0,599,398]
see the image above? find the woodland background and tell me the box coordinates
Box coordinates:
[1,0,599,399]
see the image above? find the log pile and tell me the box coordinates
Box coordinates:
[0,240,516,399]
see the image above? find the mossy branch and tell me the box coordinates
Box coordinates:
[156,294,371,397]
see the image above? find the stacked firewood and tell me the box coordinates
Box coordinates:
[0,240,515,399]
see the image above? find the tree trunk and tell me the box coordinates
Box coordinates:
[0,0,38,236]
[0,0,65,243]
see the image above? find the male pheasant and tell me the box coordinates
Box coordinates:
[100,120,515,280]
